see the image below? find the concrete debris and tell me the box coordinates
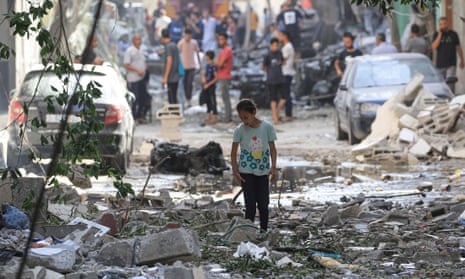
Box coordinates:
[135,228,201,265]
[353,74,465,162]
[28,245,76,273]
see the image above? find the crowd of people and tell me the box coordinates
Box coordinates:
[118,1,311,126]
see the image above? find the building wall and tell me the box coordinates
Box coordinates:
[0,0,15,110]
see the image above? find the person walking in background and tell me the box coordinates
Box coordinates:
[178,28,201,107]
[276,2,303,57]
[168,12,184,44]
[216,33,233,123]
[231,99,277,233]
[262,37,285,124]
[404,24,428,54]
[201,50,218,126]
[432,16,464,94]
[124,35,147,124]
[334,32,363,78]
[187,12,204,50]
[249,7,259,45]
[202,9,217,52]
[154,9,171,42]
[161,29,181,104]
[279,31,295,122]
[372,33,398,54]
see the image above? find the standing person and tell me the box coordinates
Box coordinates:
[263,8,272,43]
[201,50,218,126]
[81,36,104,65]
[249,7,259,45]
[154,9,171,41]
[124,35,147,123]
[334,32,363,78]
[231,99,277,233]
[178,28,201,107]
[202,9,217,52]
[262,38,285,124]
[372,33,398,54]
[404,24,428,54]
[187,12,204,50]
[216,33,233,123]
[432,16,465,93]
[279,31,295,122]
[168,12,184,44]
[161,29,181,104]
[276,2,303,56]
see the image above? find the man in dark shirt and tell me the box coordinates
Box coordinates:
[334,32,363,77]
[161,28,181,104]
[432,17,464,93]
[276,2,303,54]
[262,37,284,124]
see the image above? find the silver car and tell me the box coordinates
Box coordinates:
[334,53,454,144]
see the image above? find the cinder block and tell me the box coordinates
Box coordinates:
[398,128,417,144]
[399,114,419,130]
[402,74,424,102]
[409,138,431,157]
[156,104,183,142]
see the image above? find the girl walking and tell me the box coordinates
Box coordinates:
[231,99,277,232]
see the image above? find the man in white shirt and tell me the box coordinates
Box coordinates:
[155,9,171,41]
[124,35,148,123]
[372,33,398,55]
[279,30,295,122]
[202,9,217,52]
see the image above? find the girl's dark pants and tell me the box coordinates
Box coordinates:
[240,173,270,232]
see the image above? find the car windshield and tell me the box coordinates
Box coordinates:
[352,58,442,88]
[19,71,116,102]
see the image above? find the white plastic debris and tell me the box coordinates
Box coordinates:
[233,241,270,261]
[276,256,303,268]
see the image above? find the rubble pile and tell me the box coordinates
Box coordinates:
[352,74,465,163]
[1,173,465,278]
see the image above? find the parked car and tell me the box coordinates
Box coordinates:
[7,63,135,172]
[334,53,454,145]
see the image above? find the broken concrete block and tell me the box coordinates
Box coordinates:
[223,217,258,242]
[447,130,465,159]
[421,134,448,154]
[0,181,13,206]
[321,205,341,226]
[164,264,194,279]
[402,73,424,102]
[409,138,431,157]
[410,90,438,115]
[417,110,432,125]
[399,114,419,130]
[47,202,88,222]
[340,204,361,219]
[398,128,417,144]
[135,228,201,265]
[96,239,135,267]
[28,246,76,273]
[393,103,411,118]
[0,177,45,213]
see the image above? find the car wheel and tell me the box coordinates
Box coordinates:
[335,111,348,140]
[348,114,360,145]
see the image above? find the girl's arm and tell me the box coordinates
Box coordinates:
[231,142,244,183]
[269,141,277,181]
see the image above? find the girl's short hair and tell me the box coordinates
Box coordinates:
[236,99,257,113]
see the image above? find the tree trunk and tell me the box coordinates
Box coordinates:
[388,12,401,51]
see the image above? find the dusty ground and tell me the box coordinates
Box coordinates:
[133,96,352,166]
